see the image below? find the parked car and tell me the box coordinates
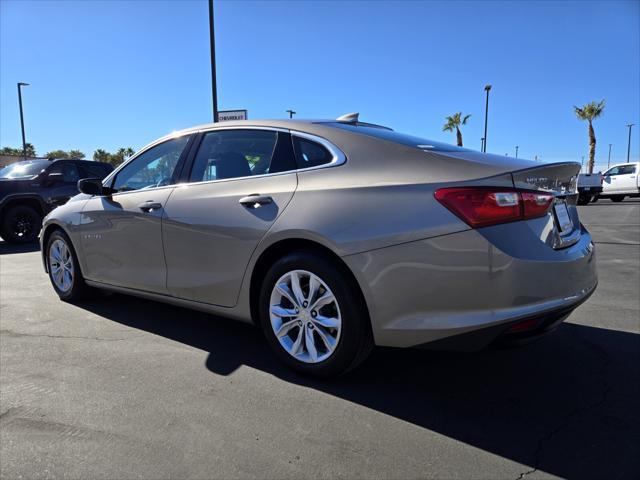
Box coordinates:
[40,116,597,376]
[0,158,113,243]
[595,162,640,202]
[576,172,603,205]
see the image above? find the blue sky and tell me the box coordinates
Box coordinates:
[1,0,638,169]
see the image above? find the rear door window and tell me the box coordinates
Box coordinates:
[48,162,80,183]
[189,129,295,182]
[79,163,113,179]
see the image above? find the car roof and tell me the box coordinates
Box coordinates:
[137,119,392,156]
[49,159,111,165]
[607,162,639,169]
[171,119,346,135]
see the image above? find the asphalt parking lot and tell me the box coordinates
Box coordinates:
[1,199,639,480]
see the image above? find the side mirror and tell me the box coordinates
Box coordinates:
[45,172,64,186]
[78,178,105,196]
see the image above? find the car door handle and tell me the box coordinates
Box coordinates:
[138,201,162,212]
[239,194,273,208]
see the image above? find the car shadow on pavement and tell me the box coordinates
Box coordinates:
[81,294,640,479]
[0,239,40,255]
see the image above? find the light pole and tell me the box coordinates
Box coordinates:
[17,82,29,159]
[480,137,485,151]
[208,0,219,122]
[608,143,612,168]
[286,109,296,119]
[482,84,491,153]
[515,145,519,158]
[626,124,635,163]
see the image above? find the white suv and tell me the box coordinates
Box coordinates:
[597,162,640,202]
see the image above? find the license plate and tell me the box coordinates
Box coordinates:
[584,187,591,191]
[554,202,573,233]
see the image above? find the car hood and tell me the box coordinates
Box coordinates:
[0,178,40,199]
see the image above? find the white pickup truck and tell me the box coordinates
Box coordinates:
[577,172,603,205]
[596,162,640,202]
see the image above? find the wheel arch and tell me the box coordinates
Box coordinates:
[0,194,47,218]
[40,222,71,273]
[248,237,372,330]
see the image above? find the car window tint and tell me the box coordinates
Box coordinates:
[49,163,80,183]
[190,130,279,182]
[292,136,333,168]
[79,163,113,179]
[112,136,189,192]
[619,165,636,175]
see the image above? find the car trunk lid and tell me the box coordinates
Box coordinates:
[511,162,582,248]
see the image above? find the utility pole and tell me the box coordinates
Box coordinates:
[208,0,219,122]
[17,82,29,160]
[608,143,612,168]
[627,124,635,163]
[286,109,296,119]
[515,145,519,158]
[482,84,491,153]
[480,137,485,151]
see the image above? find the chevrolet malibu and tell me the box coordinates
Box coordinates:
[41,115,597,376]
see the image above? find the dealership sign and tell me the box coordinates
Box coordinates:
[218,109,248,122]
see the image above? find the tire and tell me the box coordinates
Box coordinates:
[611,195,625,203]
[45,229,92,302]
[259,250,373,377]
[0,205,42,244]
[577,195,591,205]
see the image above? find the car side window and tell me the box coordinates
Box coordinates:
[79,163,113,179]
[618,165,636,175]
[189,130,282,182]
[605,167,620,176]
[111,136,189,193]
[48,163,80,183]
[292,136,334,169]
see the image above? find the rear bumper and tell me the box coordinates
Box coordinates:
[416,284,596,351]
[578,186,603,194]
[343,222,597,348]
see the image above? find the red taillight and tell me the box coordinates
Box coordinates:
[434,188,554,228]
[521,192,555,218]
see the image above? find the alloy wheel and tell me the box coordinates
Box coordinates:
[269,270,342,364]
[12,214,34,239]
[49,239,74,292]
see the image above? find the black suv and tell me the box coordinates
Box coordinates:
[0,158,113,244]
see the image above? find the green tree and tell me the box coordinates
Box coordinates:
[92,147,135,167]
[574,100,605,174]
[443,112,471,147]
[45,149,71,159]
[93,149,110,163]
[45,149,86,159]
[1,143,36,157]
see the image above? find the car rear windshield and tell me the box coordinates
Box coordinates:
[325,122,472,153]
[0,160,49,179]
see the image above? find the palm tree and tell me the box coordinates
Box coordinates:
[574,100,605,174]
[443,112,471,147]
